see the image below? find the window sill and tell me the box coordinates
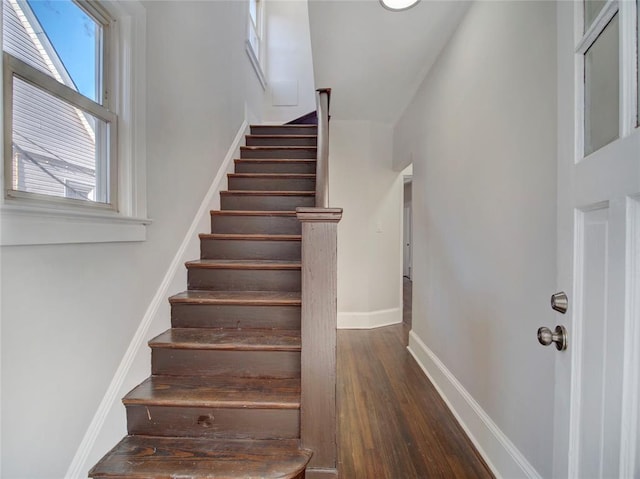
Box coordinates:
[0,204,152,245]
[245,40,267,90]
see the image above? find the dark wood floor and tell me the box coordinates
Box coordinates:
[337,279,493,478]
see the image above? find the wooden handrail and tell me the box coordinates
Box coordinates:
[315,88,331,208]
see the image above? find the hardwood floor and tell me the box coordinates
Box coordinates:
[337,280,493,478]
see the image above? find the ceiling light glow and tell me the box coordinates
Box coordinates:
[379,0,420,11]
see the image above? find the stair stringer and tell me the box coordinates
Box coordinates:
[64,120,249,479]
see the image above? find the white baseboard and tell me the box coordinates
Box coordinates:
[64,120,248,479]
[407,331,541,479]
[337,307,402,329]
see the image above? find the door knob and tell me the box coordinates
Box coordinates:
[537,325,567,351]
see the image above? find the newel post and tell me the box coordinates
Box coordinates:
[296,206,342,478]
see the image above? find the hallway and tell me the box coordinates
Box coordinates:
[337,280,493,478]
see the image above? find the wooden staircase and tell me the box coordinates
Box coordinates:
[90,124,320,479]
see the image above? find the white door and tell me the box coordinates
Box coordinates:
[552,1,640,478]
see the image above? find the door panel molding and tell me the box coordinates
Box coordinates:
[619,195,640,477]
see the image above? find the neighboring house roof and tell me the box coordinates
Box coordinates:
[3,0,97,199]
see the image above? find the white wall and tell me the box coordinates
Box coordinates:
[331,120,403,329]
[394,1,557,477]
[0,2,265,477]
[262,0,316,123]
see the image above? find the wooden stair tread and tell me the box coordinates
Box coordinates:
[220,190,315,196]
[211,210,297,216]
[186,259,301,270]
[199,233,301,241]
[250,124,317,128]
[241,146,317,150]
[169,290,301,305]
[234,159,316,163]
[150,328,301,351]
[245,135,317,139]
[89,436,311,479]
[124,376,300,409]
[228,173,316,178]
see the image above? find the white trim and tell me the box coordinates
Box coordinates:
[568,207,586,478]
[619,195,640,476]
[575,0,618,55]
[337,307,402,329]
[619,0,637,137]
[407,330,542,479]
[246,40,267,90]
[0,206,150,245]
[64,120,248,479]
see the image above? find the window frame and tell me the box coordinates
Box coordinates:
[574,0,639,161]
[246,0,266,89]
[0,0,150,245]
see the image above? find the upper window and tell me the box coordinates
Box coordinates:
[2,0,116,208]
[577,0,640,158]
[246,0,266,88]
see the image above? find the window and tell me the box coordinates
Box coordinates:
[3,0,116,207]
[583,13,619,155]
[0,0,149,245]
[246,0,266,89]
[578,0,639,158]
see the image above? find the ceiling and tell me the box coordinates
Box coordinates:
[308,0,470,123]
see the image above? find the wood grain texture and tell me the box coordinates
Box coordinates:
[152,349,301,379]
[297,208,342,474]
[89,436,311,479]
[169,290,301,306]
[234,159,316,174]
[150,328,301,351]
[126,405,299,439]
[123,376,300,409]
[250,124,317,135]
[337,323,494,479]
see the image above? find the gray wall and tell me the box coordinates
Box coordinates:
[393,1,557,476]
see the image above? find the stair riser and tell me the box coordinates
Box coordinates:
[211,215,302,235]
[228,177,316,191]
[126,406,299,440]
[250,125,317,136]
[201,239,301,261]
[246,137,317,147]
[188,269,301,292]
[234,161,316,174]
[221,195,315,211]
[152,350,300,378]
[171,304,301,329]
[240,148,317,159]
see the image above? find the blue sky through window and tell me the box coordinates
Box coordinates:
[27,0,98,102]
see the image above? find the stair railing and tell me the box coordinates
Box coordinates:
[296,87,342,478]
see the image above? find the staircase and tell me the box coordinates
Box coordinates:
[90,124,320,479]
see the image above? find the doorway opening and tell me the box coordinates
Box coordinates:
[401,164,413,329]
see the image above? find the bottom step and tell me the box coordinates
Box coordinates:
[89,435,311,479]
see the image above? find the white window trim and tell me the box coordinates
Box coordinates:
[246,0,266,90]
[574,0,639,163]
[0,0,150,245]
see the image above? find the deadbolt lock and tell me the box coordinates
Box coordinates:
[551,291,568,314]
